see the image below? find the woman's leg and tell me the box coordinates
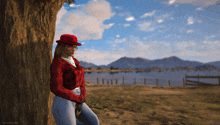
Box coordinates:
[76,103,99,125]
[52,96,77,125]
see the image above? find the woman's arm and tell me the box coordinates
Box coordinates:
[50,59,83,104]
[80,78,86,102]
[73,57,87,102]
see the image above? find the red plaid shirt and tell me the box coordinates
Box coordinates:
[50,56,86,104]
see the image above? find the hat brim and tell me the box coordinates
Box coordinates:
[56,40,82,46]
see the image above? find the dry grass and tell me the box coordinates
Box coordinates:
[53,84,220,125]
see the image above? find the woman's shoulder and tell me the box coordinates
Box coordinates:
[52,57,63,62]
[51,57,65,67]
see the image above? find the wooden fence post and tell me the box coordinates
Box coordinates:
[183,74,220,86]
[116,78,118,85]
[168,80,170,87]
[122,77,124,85]
[134,78,136,85]
[107,80,109,85]
[111,79,113,85]
[156,78,158,86]
[102,79,104,85]
[97,77,99,84]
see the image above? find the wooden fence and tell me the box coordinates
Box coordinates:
[185,74,220,86]
[94,77,185,87]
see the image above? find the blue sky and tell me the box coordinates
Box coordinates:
[52,0,220,66]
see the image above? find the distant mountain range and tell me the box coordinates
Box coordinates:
[194,64,219,71]
[207,61,220,68]
[79,56,220,69]
[78,61,97,68]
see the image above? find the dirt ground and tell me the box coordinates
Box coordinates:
[53,84,220,125]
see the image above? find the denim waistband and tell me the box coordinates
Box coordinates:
[72,87,81,95]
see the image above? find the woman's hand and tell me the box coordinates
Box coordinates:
[75,104,81,116]
[75,97,84,116]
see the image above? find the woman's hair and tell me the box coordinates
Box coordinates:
[53,43,67,59]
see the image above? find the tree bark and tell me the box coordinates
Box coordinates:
[0,0,64,124]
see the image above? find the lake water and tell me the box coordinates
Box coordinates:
[84,71,220,87]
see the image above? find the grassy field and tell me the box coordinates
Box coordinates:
[53,84,220,125]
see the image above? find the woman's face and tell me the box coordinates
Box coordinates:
[64,45,78,56]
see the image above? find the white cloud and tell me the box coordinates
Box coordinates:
[173,40,220,59]
[187,16,194,25]
[169,0,176,5]
[124,24,130,27]
[108,23,115,27]
[74,49,123,65]
[115,6,122,10]
[84,0,115,22]
[60,11,115,40]
[178,51,204,56]
[187,30,194,33]
[170,17,174,20]
[165,35,171,38]
[114,38,126,43]
[116,35,120,38]
[138,22,155,32]
[140,10,156,18]
[124,36,151,56]
[56,7,67,25]
[206,35,216,39]
[176,41,197,49]
[138,22,163,32]
[111,37,220,62]
[198,20,202,23]
[173,0,218,7]
[119,37,220,62]
[54,0,115,41]
[138,22,151,30]
[125,16,135,21]
[109,36,220,63]
[203,40,220,47]
[196,7,203,11]
[119,35,172,58]
[118,12,132,17]
[157,19,163,23]
[154,13,170,24]
[69,4,80,8]
[178,50,220,58]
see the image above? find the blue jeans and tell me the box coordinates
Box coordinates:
[52,87,99,125]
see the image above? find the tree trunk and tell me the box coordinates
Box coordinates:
[0,0,64,124]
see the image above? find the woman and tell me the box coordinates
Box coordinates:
[50,34,99,125]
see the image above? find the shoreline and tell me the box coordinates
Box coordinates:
[85,83,220,88]
[84,69,220,73]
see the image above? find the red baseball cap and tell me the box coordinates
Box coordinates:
[56,34,82,46]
